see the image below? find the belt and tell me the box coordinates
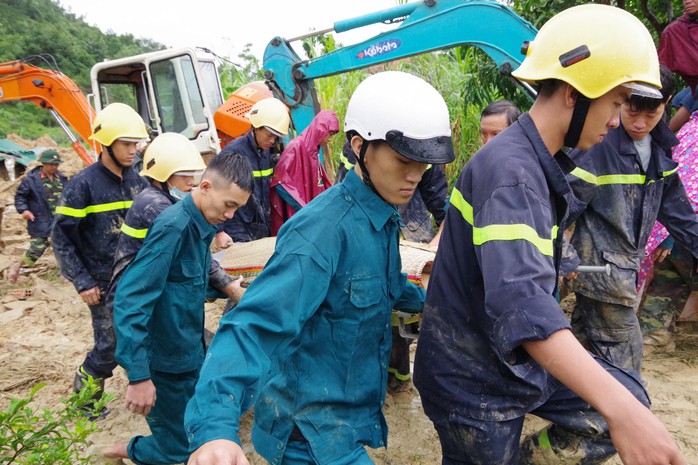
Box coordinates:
[289,426,308,443]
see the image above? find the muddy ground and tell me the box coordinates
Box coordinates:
[1,136,696,464]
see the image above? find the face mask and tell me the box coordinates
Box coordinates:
[167,183,188,201]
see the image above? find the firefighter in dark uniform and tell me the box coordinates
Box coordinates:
[52,102,149,406]
[107,132,246,312]
[567,64,698,375]
[9,149,67,283]
[217,97,290,243]
[414,5,686,464]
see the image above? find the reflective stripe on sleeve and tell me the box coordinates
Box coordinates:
[55,200,134,218]
[120,222,148,239]
[570,166,677,186]
[450,188,558,257]
[253,168,274,178]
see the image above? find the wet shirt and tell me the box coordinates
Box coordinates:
[567,121,698,306]
[51,160,148,291]
[14,166,67,238]
[114,194,218,380]
[185,169,425,465]
[219,130,275,241]
[414,114,578,420]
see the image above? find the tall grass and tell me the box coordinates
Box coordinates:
[314,48,532,190]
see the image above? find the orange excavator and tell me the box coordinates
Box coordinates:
[0,55,98,165]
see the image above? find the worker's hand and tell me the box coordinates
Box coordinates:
[188,439,248,465]
[606,401,686,465]
[564,271,579,280]
[20,210,35,222]
[79,286,102,306]
[215,231,234,249]
[125,380,157,416]
[651,247,671,263]
[223,276,245,303]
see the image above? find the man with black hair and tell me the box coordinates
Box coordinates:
[567,63,698,374]
[103,152,252,464]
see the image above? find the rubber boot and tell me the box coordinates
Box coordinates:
[73,366,108,420]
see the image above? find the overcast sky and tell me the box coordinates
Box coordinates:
[56,0,401,61]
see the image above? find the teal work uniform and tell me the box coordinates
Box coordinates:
[185,169,425,465]
[114,194,218,465]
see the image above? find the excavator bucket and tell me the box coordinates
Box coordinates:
[214,81,273,148]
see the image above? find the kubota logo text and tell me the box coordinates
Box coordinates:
[356,39,402,59]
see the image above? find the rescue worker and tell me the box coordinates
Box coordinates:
[334,116,448,394]
[103,153,253,465]
[217,97,290,243]
[413,5,686,464]
[185,71,454,465]
[107,132,245,310]
[479,99,522,145]
[52,102,149,407]
[566,64,698,374]
[9,149,67,283]
[269,109,339,235]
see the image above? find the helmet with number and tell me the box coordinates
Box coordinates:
[344,71,454,164]
[512,4,661,99]
[37,149,63,164]
[246,98,290,137]
[140,132,206,182]
[89,102,149,147]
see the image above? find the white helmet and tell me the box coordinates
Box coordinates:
[344,71,454,164]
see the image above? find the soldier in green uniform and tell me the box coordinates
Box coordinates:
[9,149,67,282]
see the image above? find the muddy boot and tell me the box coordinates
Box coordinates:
[73,366,109,420]
[8,261,21,283]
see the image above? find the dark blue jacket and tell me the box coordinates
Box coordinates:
[567,121,698,306]
[414,114,581,420]
[336,141,448,242]
[218,130,275,241]
[14,166,67,238]
[52,160,148,292]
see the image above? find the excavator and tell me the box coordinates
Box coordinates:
[1,0,536,167]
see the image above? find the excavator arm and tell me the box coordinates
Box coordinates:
[263,0,537,135]
[0,55,97,165]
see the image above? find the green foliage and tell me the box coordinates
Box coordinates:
[219,44,265,98]
[0,0,164,141]
[0,380,112,464]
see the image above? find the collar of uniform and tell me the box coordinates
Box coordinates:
[96,158,140,183]
[617,121,678,157]
[343,169,399,231]
[181,194,218,239]
[518,113,574,198]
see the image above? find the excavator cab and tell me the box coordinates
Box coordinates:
[90,48,223,156]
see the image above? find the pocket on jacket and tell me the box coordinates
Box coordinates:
[170,259,204,284]
[601,250,640,272]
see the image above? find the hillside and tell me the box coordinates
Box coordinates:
[0,0,164,143]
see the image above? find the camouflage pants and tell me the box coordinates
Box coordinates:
[22,236,50,266]
[422,358,648,464]
[639,242,692,343]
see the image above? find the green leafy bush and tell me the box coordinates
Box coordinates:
[0,380,112,464]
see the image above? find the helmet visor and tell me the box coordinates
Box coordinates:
[622,82,663,99]
[385,130,455,164]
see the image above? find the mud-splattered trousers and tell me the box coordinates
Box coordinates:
[567,121,698,373]
[414,114,649,464]
[52,160,148,379]
[14,166,66,265]
[115,194,218,465]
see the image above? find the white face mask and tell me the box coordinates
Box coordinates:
[167,182,188,201]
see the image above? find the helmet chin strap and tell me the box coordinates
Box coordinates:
[106,145,126,169]
[356,139,389,203]
[564,95,591,149]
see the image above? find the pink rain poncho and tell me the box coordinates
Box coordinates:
[638,111,698,290]
[270,110,339,235]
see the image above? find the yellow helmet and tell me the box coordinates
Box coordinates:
[89,102,149,147]
[512,4,661,99]
[140,132,206,182]
[246,98,290,137]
